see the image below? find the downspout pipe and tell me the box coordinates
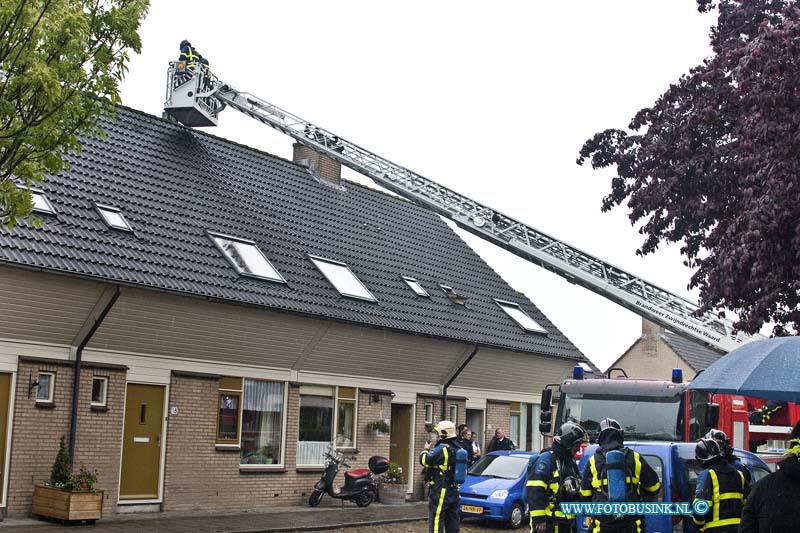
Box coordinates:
[442,345,479,421]
[69,285,121,465]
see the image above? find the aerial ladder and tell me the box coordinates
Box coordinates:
[163,60,761,354]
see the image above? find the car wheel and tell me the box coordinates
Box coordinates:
[507,501,525,529]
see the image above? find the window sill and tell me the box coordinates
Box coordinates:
[239,466,286,474]
[215,444,241,452]
[296,465,325,472]
[35,402,55,409]
[90,405,109,412]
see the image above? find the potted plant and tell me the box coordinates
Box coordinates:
[366,419,390,437]
[377,462,406,505]
[32,436,103,523]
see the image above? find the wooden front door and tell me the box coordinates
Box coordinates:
[0,373,10,504]
[390,403,412,485]
[119,384,164,500]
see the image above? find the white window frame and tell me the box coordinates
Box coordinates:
[239,379,289,470]
[308,255,376,302]
[402,276,430,297]
[29,188,56,215]
[424,402,434,424]
[449,404,458,423]
[95,203,133,232]
[36,372,55,403]
[296,386,359,468]
[494,299,547,333]
[208,231,286,283]
[90,376,108,407]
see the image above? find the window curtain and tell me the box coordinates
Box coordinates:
[241,379,284,465]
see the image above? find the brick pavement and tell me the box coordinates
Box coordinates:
[0,502,429,532]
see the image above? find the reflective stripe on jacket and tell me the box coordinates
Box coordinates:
[692,463,748,531]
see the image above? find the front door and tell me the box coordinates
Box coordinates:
[0,373,10,504]
[390,404,412,485]
[119,384,164,500]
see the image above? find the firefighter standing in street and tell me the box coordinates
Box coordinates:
[420,420,461,533]
[526,422,588,533]
[580,418,661,533]
[704,429,752,485]
[691,437,749,532]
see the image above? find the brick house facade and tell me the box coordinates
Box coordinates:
[0,106,587,517]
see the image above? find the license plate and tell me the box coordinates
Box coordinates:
[461,505,483,514]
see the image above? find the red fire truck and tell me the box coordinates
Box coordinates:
[540,366,799,467]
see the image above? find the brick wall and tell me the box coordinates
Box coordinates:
[410,395,466,499]
[163,376,391,512]
[292,143,341,186]
[485,400,511,447]
[7,359,125,518]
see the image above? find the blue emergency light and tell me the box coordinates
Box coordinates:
[573,364,584,380]
[672,368,683,383]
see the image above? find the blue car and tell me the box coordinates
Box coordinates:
[459,450,538,529]
[576,441,771,533]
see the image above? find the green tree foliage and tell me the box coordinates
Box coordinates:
[578,0,800,336]
[50,435,71,486]
[0,0,149,226]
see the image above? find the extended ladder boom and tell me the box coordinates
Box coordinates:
[163,63,758,353]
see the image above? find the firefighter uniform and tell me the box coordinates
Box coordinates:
[526,440,580,533]
[420,422,461,533]
[692,461,748,532]
[579,420,661,533]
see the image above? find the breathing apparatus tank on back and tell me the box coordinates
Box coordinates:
[605,449,627,501]
[454,447,468,484]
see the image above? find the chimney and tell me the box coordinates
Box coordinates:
[641,318,664,358]
[293,143,341,186]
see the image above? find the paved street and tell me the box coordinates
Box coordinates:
[316,518,512,532]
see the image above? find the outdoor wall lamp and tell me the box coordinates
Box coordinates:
[27,372,39,399]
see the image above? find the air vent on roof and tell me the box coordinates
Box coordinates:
[209,232,286,283]
[95,204,132,232]
[309,255,376,302]
[494,299,547,333]
[440,285,467,306]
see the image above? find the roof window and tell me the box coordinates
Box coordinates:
[96,204,132,232]
[30,189,55,215]
[495,299,547,333]
[402,276,430,297]
[210,232,286,283]
[309,255,376,302]
[440,285,467,306]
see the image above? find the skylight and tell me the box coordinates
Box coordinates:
[96,204,132,232]
[30,190,55,214]
[440,285,467,306]
[403,276,429,297]
[309,255,376,302]
[495,299,547,333]
[210,233,286,283]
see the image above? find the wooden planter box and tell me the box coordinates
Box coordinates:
[378,483,407,505]
[32,485,103,523]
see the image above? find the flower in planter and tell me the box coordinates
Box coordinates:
[366,419,390,435]
[380,462,403,484]
[45,437,99,491]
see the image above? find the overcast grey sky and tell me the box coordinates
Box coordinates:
[120,1,719,371]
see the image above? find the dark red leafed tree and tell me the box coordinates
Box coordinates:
[577,0,800,336]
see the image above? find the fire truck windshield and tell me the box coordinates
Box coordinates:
[557,393,682,442]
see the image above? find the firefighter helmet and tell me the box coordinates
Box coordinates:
[598,418,623,439]
[555,422,588,450]
[695,438,723,464]
[433,420,457,440]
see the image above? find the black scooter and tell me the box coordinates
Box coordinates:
[308,449,389,507]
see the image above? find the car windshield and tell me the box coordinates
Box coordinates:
[557,393,682,441]
[468,455,530,480]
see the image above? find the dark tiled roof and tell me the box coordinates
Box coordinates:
[0,106,584,360]
[662,331,722,372]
